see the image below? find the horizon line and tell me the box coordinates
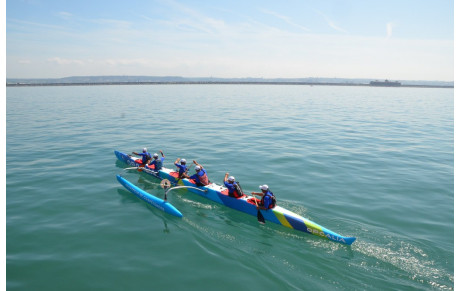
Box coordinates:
[5,75,454,83]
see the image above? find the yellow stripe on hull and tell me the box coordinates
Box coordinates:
[273,209,293,229]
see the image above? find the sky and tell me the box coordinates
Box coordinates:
[5,0,454,81]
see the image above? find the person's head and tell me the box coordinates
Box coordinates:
[180,158,186,165]
[228,176,235,183]
[259,184,269,193]
[195,165,201,172]
[143,148,147,153]
[153,153,159,160]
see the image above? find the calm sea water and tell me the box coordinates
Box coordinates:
[6,85,453,290]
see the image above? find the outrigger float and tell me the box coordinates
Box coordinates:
[115,150,356,245]
[117,175,182,218]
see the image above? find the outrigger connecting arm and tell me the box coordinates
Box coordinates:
[161,179,208,201]
[165,186,208,196]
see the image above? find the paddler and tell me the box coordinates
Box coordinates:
[223,173,243,198]
[148,150,165,171]
[132,148,152,166]
[174,158,189,179]
[189,160,210,186]
[251,185,276,210]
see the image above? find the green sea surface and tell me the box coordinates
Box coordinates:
[6,85,454,290]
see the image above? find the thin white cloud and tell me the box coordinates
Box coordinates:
[88,18,133,30]
[47,57,84,65]
[315,10,348,33]
[157,0,227,35]
[7,18,70,33]
[57,11,72,20]
[104,58,152,66]
[262,9,310,32]
[386,22,396,39]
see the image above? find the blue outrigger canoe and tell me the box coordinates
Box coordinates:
[115,150,356,245]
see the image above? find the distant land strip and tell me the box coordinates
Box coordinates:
[5,81,454,88]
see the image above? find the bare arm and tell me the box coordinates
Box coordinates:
[193,160,203,169]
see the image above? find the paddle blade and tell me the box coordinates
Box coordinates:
[257,210,265,224]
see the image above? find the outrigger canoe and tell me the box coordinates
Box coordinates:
[115,150,356,245]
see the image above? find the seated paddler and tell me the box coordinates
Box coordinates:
[251,184,276,210]
[174,158,189,179]
[189,160,210,186]
[148,150,165,171]
[132,148,151,166]
[223,173,244,198]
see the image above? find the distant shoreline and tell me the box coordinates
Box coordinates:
[5,81,454,88]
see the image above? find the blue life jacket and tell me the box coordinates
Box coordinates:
[224,181,236,195]
[150,157,164,171]
[175,163,187,175]
[139,152,151,164]
[224,181,243,198]
[262,190,276,208]
[191,169,209,186]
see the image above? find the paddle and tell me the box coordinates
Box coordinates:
[251,193,265,224]
[185,163,195,174]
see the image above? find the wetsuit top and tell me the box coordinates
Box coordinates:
[224,181,236,195]
[138,152,151,164]
[190,168,209,185]
[149,157,165,170]
[262,190,275,208]
[175,163,187,176]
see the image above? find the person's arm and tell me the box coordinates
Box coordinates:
[192,160,203,169]
[174,158,180,166]
[178,166,190,178]
[261,195,271,210]
[160,150,165,157]
[132,152,139,156]
[250,192,263,208]
[224,172,229,182]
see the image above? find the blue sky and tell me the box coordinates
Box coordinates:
[6,0,454,81]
